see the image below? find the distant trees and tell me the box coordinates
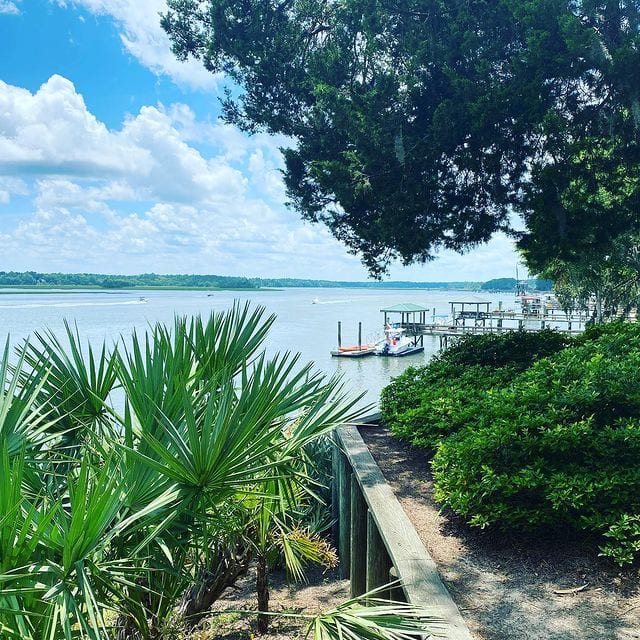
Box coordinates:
[480,278,517,292]
[0,271,506,289]
[162,1,640,278]
[0,271,256,289]
[480,278,553,292]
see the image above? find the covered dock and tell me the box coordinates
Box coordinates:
[380,302,430,350]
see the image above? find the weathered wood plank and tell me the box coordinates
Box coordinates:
[350,475,367,597]
[366,511,391,598]
[336,448,351,579]
[337,421,474,640]
[330,431,342,547]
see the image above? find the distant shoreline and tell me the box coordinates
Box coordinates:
[0,272,552,292]
[0,286,280,294]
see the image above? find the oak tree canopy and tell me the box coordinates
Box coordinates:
[162,1,640,277]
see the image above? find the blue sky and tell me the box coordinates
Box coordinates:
[0,0,522,281]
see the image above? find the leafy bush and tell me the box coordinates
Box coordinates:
[432,323,640,564]
[431,329,571,370]
[380,330,570,449]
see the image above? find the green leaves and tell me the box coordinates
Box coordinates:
[306,587,444,640]
[0,305,365,638]
[162,1,640,277]
[380,330,569,449]
[427,323,640,563]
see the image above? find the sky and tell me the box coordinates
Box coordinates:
[0,0,524,282]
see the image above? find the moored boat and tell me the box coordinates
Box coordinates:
[374,326,424,357]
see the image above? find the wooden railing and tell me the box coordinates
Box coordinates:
[332,415,474,640]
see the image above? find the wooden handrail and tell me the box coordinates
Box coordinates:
[333,415,474,640]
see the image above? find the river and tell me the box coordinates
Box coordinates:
[0,287,519,409]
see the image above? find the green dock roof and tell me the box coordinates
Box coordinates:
[380,303,430,313]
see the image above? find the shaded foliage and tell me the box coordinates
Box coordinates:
[421,324,640,565]
[162,1,640,276]
[380,330,570,449]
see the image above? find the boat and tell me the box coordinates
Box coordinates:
[330,343,377,358]
[138,296,148,303]
[311,297,320,304]
[516,293,560,315]
[374,326,424,357]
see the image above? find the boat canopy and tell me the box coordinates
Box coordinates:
[379,302,430,313]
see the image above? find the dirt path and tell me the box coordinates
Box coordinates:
[360,425,640,640]
[189,565,349,640]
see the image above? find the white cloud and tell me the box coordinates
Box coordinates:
[248,149,287,203]
[56,0,219,90]
[121,106,248,204]
[0,76,149,175]
[0,1,20,15]
[0,177,28,204]
[0,77,248,204]
[0,75,369,278]
[13,207,101,259]
[0,75,522,280]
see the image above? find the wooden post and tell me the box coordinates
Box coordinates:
[518,319,524,330]
[366,512,391,598]
[358,322,362,349]
[389,566,407,602]
[331,434,339,546]
[350,476,367,597]
[337,322,342,348]
[337,450,351,579]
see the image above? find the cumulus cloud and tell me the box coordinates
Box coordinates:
[0,0,23,14]
[56,0,219,90]
[0,177,29,204]
[0,1,20,14]
[0,77,249,203]
[0,76,148,175]
[0,75,521,280]
[0,75,368,278]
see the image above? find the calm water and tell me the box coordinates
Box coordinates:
[0,287,517,409]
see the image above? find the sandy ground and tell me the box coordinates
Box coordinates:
[188,565,349,640]
[360,425,640,640]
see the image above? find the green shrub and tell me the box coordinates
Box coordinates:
[380,330,570,449]
[432,329,571,370]
[382,364,515,449]
[432,323,640,564]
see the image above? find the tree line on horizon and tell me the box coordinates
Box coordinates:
[0,271,551,291]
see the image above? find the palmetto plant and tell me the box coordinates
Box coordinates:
[0,304,439,640]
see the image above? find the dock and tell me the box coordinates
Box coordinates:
[331,321,377,357]
[398,300,588,348]
[377,299,589,350]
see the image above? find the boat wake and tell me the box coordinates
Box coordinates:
[312,299,352,305]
